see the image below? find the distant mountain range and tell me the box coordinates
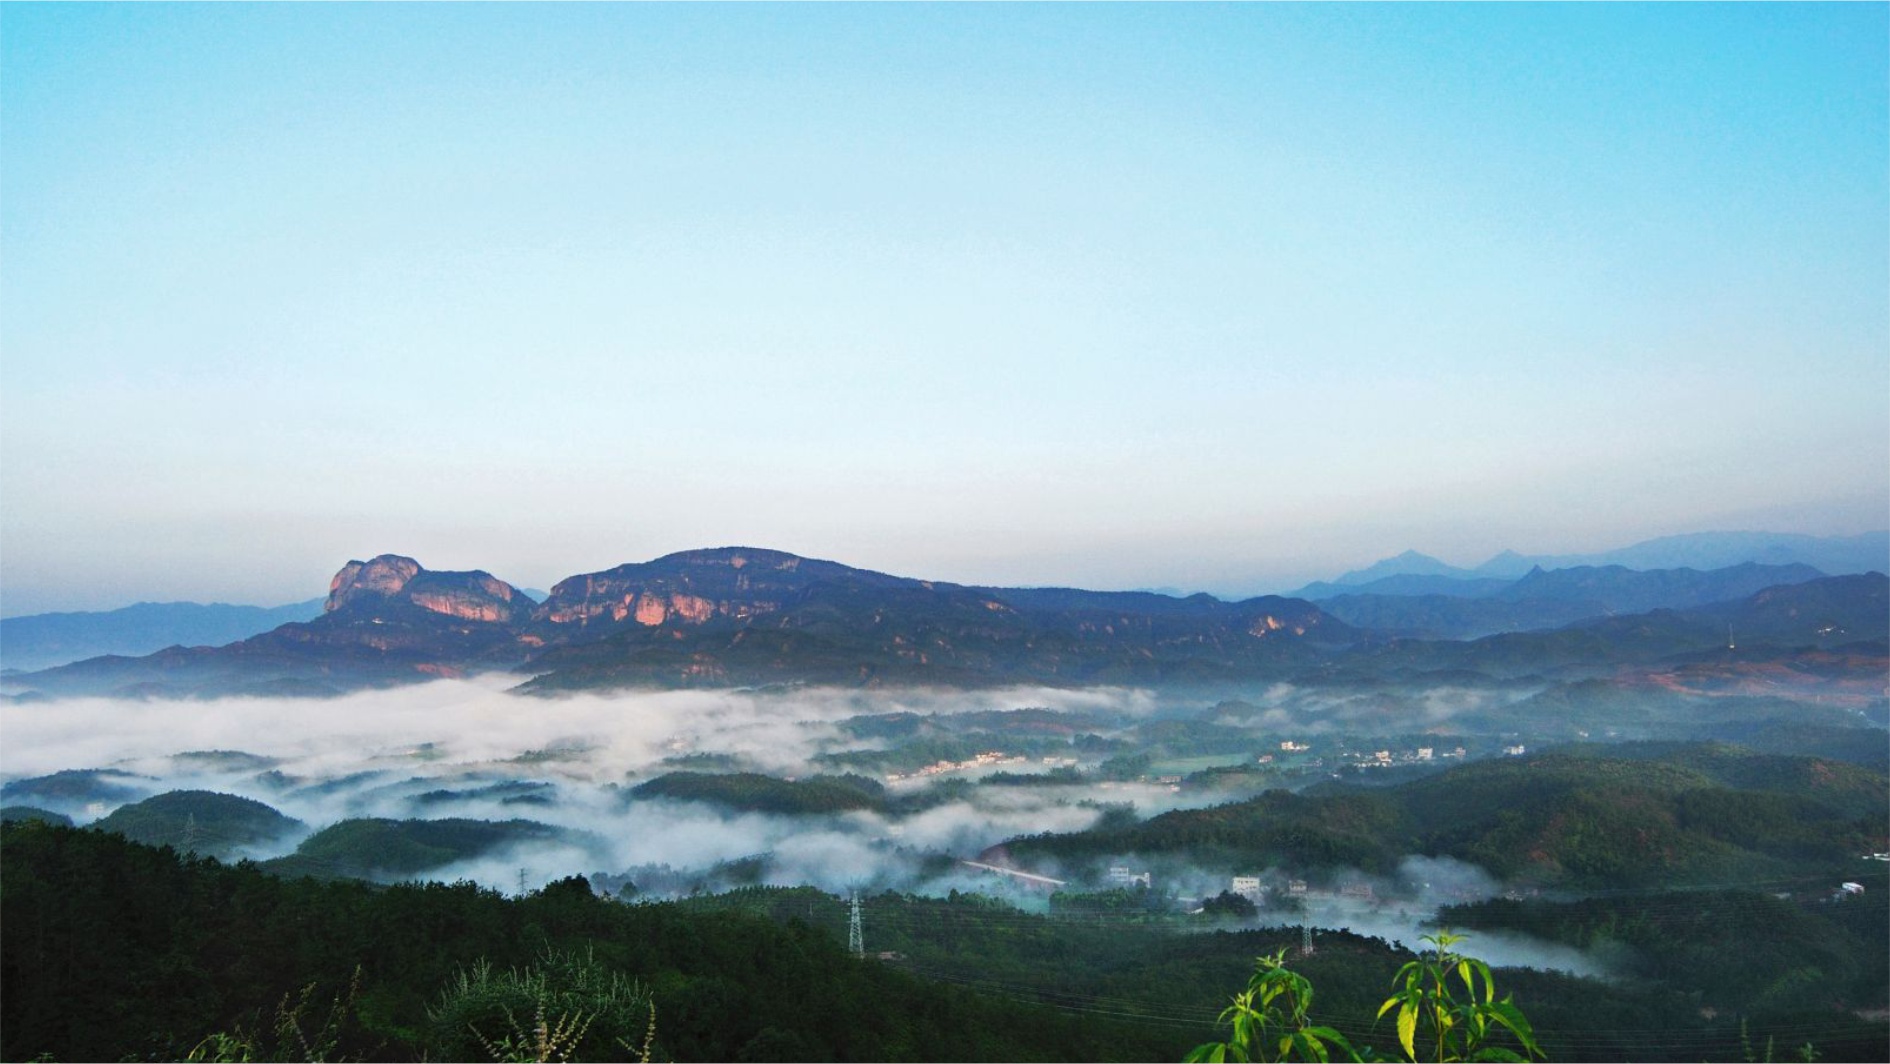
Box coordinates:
[1289,530,1888,597]
[1313,562,1831,640]
[3,545,1883,699]
[1340,571,1888,683]
[0,598,327,673]
[3,549,1346,697]
[0,588,547,673]
[9,530,1878,674]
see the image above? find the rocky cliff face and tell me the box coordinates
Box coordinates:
[532,547,913,633]
[11,546,1368,697]
[405,572,529,623]
[325,555,531,624]
[326,555,422,612]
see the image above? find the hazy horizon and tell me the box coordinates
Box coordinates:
[4,4,1885,616]
[4,525,1888,621]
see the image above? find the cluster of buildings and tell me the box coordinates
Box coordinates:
[958,859,1155,896]
[883,750,1031,782]
[1273,738,1492,773]
[1106,865,1152,888]
[1345,745,1468,770]
[1226,874,1375,903]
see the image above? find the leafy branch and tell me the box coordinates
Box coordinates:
[1189,933,1544,1063]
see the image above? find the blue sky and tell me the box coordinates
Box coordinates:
[2,3,1885,613]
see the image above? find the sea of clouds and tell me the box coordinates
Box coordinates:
[0,677,1609,976]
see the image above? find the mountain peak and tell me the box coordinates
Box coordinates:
[1333,550,1467,586]
[325,555,422,612]
[323,555,529,624]
[652,546,813,570]
[1472,550,1539,580]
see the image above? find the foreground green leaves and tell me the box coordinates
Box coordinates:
[1376,932,1543,1062]
[429,947,654,1063]
[1184,950,1357,1063]
[1191,934,1544,1063]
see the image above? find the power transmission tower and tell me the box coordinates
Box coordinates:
[848,891,864,959]
[181,814,199,855]
[518,868,528,897]
[1300,919,1314,957]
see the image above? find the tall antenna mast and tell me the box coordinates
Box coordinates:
[848,891,864,959]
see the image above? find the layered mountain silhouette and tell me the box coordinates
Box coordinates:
[6,548,1883,698]
[1292,530,1888,594]
[1343,572,1889,683]
[1314,562,1831,639]
[6,548,1347,697]
[0,598,326,672]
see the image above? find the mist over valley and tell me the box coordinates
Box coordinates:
[5,3,1887,1059]
[4,541,1886,1063]
[7,638,1886,1061]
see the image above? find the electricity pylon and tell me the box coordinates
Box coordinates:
[848,890,864,958]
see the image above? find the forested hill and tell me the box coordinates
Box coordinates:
[8,820,1886,1063]
[1001,744,1889,889]
[0,821,1184,1063]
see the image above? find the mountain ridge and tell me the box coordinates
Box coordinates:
[5,546,1884,700]
[0,598,328,673]
[4,548,1351,697]
[1291,530,1887,595]
[1313,562,1832,640]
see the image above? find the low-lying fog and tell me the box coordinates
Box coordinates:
[0,679,1167,881]
[0,678,1608,977]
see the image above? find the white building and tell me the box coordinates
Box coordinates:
[1107,866,1152,889]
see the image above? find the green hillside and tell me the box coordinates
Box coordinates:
[1441,883,1889,1015]
[91,790,303,859]
[0,822,1180,1063]
[0,805,73,827]
[265,817,577,880]
[631,771,889,815]
[1004,744,1888,888]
